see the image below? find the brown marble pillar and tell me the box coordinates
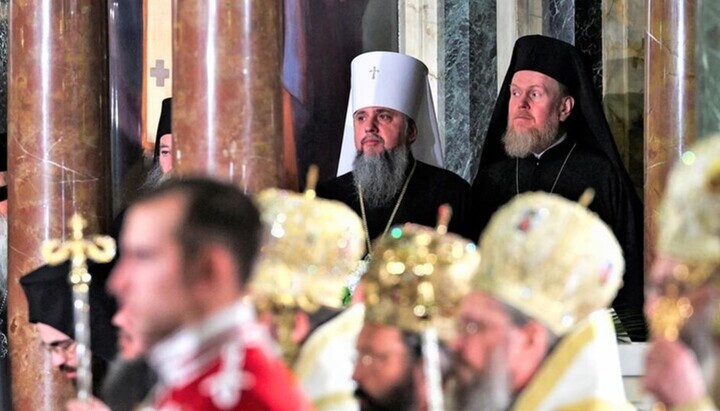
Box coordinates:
[8,1,109,409]
[644,0,697,268]
[173,1,284,191]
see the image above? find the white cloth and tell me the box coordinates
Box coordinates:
[148,300,272,392]
[293,304,365,411]
[513,310,636,410]
[336,51,444,176]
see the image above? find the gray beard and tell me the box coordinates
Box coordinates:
[353,145,410,208]
[502,120,561,158]
[451,342,513,411]
[139,162,169,194]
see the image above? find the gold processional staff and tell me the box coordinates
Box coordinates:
[41,213,116,403]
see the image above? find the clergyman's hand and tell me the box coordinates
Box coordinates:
[643,339,708,407]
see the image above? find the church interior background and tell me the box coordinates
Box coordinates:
[0,0,719,408]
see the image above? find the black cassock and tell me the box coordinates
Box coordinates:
[472,136,646,341]
[317,159,473,242]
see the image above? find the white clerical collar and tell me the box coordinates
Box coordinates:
[533,134,567,158]
[148,299,260,388]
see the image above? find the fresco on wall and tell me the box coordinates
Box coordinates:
[283,0,398,188]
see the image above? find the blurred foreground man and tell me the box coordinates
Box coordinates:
[644,136,720,410]
[355,219,479,411]
[108,177,311,410]
[451,192,633,410]
[250,182,366,411]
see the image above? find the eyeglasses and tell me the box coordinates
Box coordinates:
[457,319,488,337]
[43,338,76,356]
[355,349,404,369]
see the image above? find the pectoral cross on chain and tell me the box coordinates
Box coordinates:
[369,66,380,79]
[41,213,116,403]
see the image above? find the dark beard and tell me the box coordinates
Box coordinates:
[352,145,410,208]
[354,362,417,411]
[501,120,560,158]
[101,356,158,411]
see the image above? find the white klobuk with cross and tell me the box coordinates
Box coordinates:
[143,0,172,149]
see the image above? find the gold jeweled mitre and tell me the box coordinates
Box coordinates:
[362,223,480,341]
[658,135,720,266]
[476,192,624,336]
[251,188,365,313]
[650,136,720,339]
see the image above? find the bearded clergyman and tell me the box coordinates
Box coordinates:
[316,51,472,247]
[470,35,645,341]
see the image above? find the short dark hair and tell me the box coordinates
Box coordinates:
[133,176,261,286]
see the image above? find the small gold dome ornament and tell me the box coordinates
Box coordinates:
[362,205,480,342]
[475,192,624,336]
[250,166,365,362]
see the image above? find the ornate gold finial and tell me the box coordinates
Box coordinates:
[41,213,117,282]
[304,165,319,200]
[436,204,452,235]
[578,188,595,208]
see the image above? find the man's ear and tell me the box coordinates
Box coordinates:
[559,95,575,122]
[407,121,418,144]
[190,245,238,293]
[508,320,552,392]
[291,310,311,344]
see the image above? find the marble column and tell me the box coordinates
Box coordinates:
[697,0,720,138]
[644,0,697,267]
[602,0,645,197]
[108,0,144,215]
[0,1,7,134]
[544,0,603,94]
[173,1,284,191]
[440,0,497,182]
[7,1,109,409]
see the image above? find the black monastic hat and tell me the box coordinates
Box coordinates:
[153,98,172,164]
[20,260,118,362]
[477,35,633,188]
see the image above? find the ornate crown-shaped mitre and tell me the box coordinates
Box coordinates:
[251,188,365,312]
[363,223,480,341]
[658,135,720,265]
[475,192,624,335]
